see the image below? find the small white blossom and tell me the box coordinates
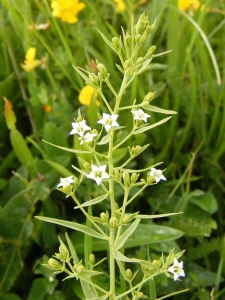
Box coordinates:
[168,259,185,281]
[87,164,110,185]
[98,113,119,132]
[78,132,97,145]
[150,168,166,183]
[131,109,150,122]
[70,120,91,136]
[57,176,75,188]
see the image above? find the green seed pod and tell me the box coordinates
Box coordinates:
[130,145,142,158]
[112,37,120,49]
[143,92,155,104]
[84,162,91,171]
[100,211,109,223]
[123,172,130,187]
[125,67,132,77]
[124,60,131,70]
[114,170,121,182]
[125,35,132,47]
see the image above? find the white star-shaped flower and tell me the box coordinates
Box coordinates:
[150,168,166,183]
[78,132,97,145]
[131,109,150,122]
[168,258,185,281]
[98,113,119,132]
[57,176,75,188]
[70,120,91,136]
[87,165,110,185]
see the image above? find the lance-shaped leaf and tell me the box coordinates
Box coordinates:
[144,105,177,115]
[43,140,91,154]
[74,194,109,209]
[45,160,73,177]
[135,212,182,219]
[113,249,140,263]
[134,116,172,134]
[35,216,108,240]
[116,219,140,250]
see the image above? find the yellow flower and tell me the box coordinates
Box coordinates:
[21,47,41,72]
[50,0,85,24]
[178,0,201,11]
[78,85,100,106]
[113,0,126,13]
[43,104,52,113]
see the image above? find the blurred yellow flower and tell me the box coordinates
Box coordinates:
[43,104,52,113]
[78,85,100,106]
[21,47,41,72]
[113,0,126,13]
[50,0,85,24]
[178,0,201,11]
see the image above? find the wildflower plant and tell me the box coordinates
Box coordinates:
[36,13,187,299]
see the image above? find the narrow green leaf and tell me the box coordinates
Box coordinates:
[35,216,107,240]
[73,66,92,85]
[74,194,109,209]
[43,140,91,154]
[134,116,172,134]
[113,249,139,263]
[135,212,182,219]
[116,219,140,250]
[115,63,124,74]
[145,105,177,114]
[10,130,34,166]
[45,160,73,177]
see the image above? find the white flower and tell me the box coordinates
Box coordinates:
[98,113,119,131]
[150,168,166,183]
[168,258,185,281]
[57,176,75,188]
[87,164,110,185]
[131,109,150,122]
[70,120,91,136]
[78,132,97,145]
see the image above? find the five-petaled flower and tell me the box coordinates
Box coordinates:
[150,168,166,183]
[168,258,185,281]
[131,109,150,122]
[70,120,91,136]
[87,165,110,185]
[78,132,97,145]
[49,0,85,24]
[21,47,41,72]
[98,113,119,132]
[57,176,75,188]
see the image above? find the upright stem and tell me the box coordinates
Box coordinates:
[109,229,115,300]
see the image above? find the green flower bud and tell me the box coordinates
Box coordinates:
[124,60,131,70]
[152,259,160,269]
[123,172,130,188]
[143,92,155,105]
[84,162,91,171]
[77,265,85,274]
[89,74,99,86]
[136,34,142,43]
[137,292,144,298]
[114,170,121,182]
[131,173,139,184]
[97,63,108,78]
[112,37,120,49]
[59,239,69,260]
[125,268,132,279]
[76,116,83,122]
[48,258,62,270]
[100,211,109,224]
[130,145,142,158]
[109,217,118,228]
[55,253,64,260]
[125,35,132,47]
[89,253,95,264]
